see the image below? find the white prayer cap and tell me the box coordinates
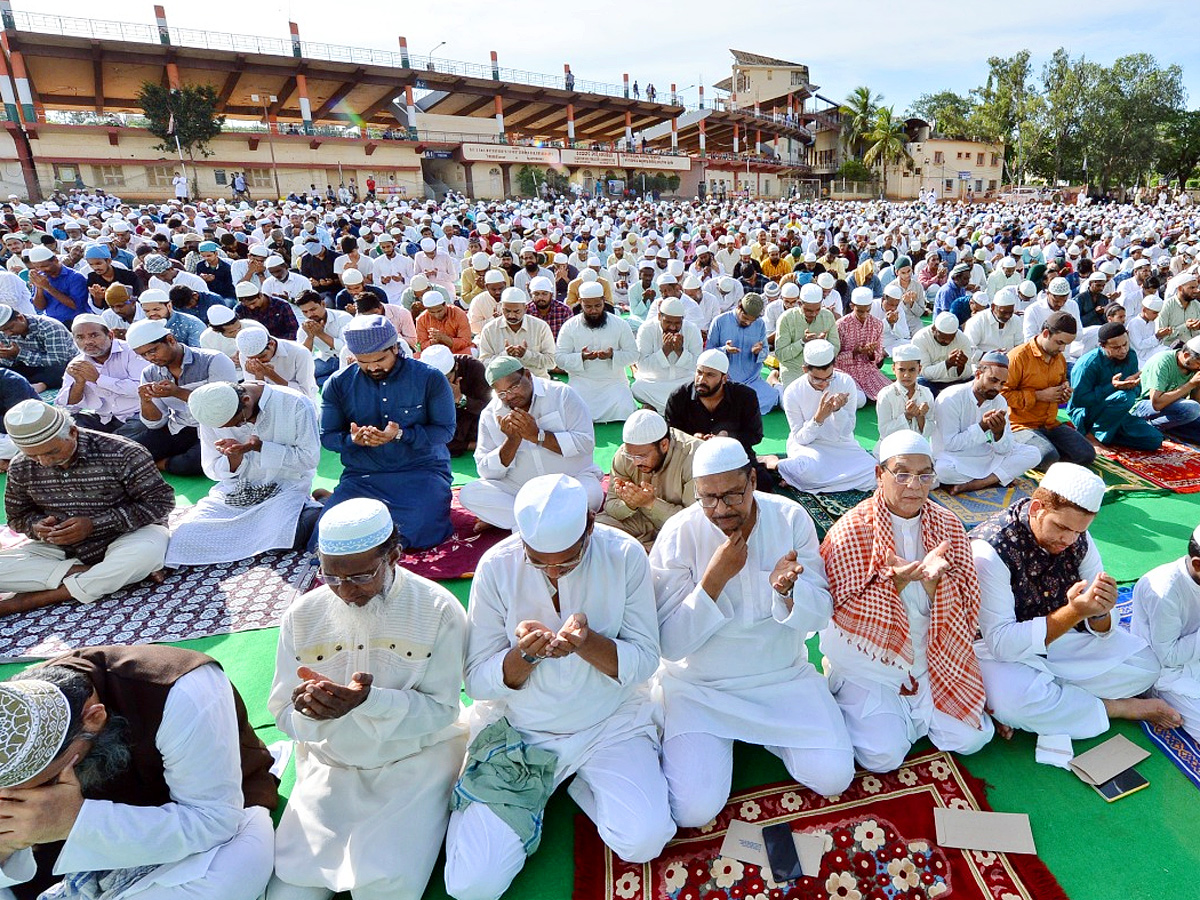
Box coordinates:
[471,252,491,271]
[971,290,990,306]
[682,274,702,291]
[817,272,836,289]
[580,269,598,283]
[934,312,959,334]
[341,268,365,287]
[236,327,270,357]
[696,347,729,374]
[528,276,553,294]
[668,260,685,277]
[514,474,588,554]
[125,318,171,348]
[579,281,604,300]
[4,400,69,448]
[992,287,1018,307]
[1088,271,1108,284]
[500,286,528,306]
[265,255,286,269]
[780,283,800,300]
[718,276,736,294]
[70,313,106,331]
[318,498,395,555]
[421,289,445,307]
[234,280,261,299]
[1018,280,1037,299]
[660,297,685,317]
[623,408,668,445]
[1131,258,1150,270]
[693,435,749,478]
[804,338,836,367]
[1048,277,1071,296]
[883,282,904,300]
[1186,336,1200,355]
[1168,272,1198,295]
[187,382,240,427]
[763,282,781,298]
[800,283,823,303]
[0,679,71,789]
[484,269,507,286]
[137,288,170,307]
[850,286,874,307]
[26,246,54,263]
[877,429,932,463]
[420,238,436,252]
[410,274,430,291]
[892,343,922,362]
[0,305,12,327]
[1001,256,1017,268]
[1039,462,1105,513]
[1143,296,1164,312]
[420,344,455,375]
[739,245,752,256]
[656,273,678,286]
[207,305,236,326]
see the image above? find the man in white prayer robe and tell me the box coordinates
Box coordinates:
[913,313,973,397]
[477,287,557,380]
[963,288,1022,362]
[632,297,703,411]
[769,339,876,494]
[444,475,674,900]
[871,282,911,357]
[933,353,1041,494]
[649,437,855,827]
[235,328,318,401]
[460,356,603,531]
[876,343,934,440]
[971,464,1180,763]
[1131,526,1200,740]
[555,282,638,423]
[265,499,468,900]
[165,382,321,567]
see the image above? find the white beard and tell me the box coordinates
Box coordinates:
[325,566,397,635]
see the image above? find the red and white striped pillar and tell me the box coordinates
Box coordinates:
[290,21,302,58]
[494,95,505,139]
[154,4,170,45]
[623,73,629,99]
[296,73,313,134]
[624,110,633,149]
[566,103,575,143]
[490,51,499,81]
[398,36,410,68]
[732,122,739,155]
[698,114,706,155]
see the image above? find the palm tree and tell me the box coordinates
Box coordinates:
[863,106,913,199]
[839,86,882,159]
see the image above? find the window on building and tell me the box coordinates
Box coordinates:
[975,180,983,193]
[933,151,944,164]
[977,153,984,166]
[989,179,998,191]
[791,71,805,86]
[92,165,125,187]
[214,169,227,186]
[52,164,78,185]
[914,167,922,176]
[146,165,175,188]
[944,179,953,192]
[991,153,999,167]
[246,168,274,189]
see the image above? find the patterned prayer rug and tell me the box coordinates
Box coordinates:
[931,476,1038,529]
[1091,439,1200,493]
[573,749,1067,900]
[397,487,506,580]
[774,487,872,539]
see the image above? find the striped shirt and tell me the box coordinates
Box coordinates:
[0,314,74,369]
[5,429,175,564]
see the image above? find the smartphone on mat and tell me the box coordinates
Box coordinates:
[1092,768,1149,802]
[762,821,804,883]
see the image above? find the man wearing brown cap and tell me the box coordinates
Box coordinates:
[0,399,174,617]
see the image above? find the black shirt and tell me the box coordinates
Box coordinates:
[664,381,763,459]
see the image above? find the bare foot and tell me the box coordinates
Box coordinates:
[312,488,332,502]
[1103,697,1183,729]
[472,518,497,535]
[147,568,168,585]
[758,454,781,471]
[947,483,967,496]
[0,586,73,617]
[31,383,47,393]
[0,459,8,474]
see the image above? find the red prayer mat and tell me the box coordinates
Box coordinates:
[1092,438,1200,493]
[396,487,507,580]
[573,749,1067,900]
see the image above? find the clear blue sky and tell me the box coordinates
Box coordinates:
[23,0,1200,114]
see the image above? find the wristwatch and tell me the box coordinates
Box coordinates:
[537,428,546,445]
[520,650,543,665]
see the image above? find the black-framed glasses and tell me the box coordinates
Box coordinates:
[696,478,752,509]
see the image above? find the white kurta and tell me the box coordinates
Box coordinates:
[932,382,1041,485]
[776,370,877,493]
[258,338,318,400]
[1022,297,1082,342]
[869,303,910,356]
[876,381,935,440]
[269,570,468,897]
[477,315,557,379]
[963,309,1022,361]
[1128,314,1169,366]
[0,665,274,900]
[200,320,268,379]
[164,385,320,566]
[1133,558,1200,736]
[632,319,703,411]
[374,252,416,305]
[555,313,639,422]
[911,326,973,386]
[649,494,852,751]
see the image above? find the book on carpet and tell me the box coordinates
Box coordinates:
[933,808,1037,854]
[1068,733,1151,786]
[718,820,825,878]
[1092,767,1150,802]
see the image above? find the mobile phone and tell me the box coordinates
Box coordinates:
[762,822,803,883]
[1092,767,1149,802]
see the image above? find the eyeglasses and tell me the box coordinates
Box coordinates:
[320,559,385,586]
[696,479,752,509]
[525,535,589,572]
[494,380,525,400]
[885,469,937,487]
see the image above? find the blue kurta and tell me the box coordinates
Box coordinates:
[706,310,778,415]
[318,355,456,550]
[1067,346,1162,450]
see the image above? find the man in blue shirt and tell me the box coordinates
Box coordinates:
[27,246,89,325]
[316,315,455,551]
[934,263,972,323]
[136,289,206,347]
[705,292,778,415]
[1068,322,1162,451]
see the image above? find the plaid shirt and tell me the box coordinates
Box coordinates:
[526,299,573,339]
[235,297,299,340]
[820,490,986,726]
[5,429,175,564]
[0,314,75,369]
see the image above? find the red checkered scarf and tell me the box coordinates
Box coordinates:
[820,490,986,727]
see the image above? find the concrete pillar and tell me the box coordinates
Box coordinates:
[698,114,706,155]
[698,85,705,110]
[494,95,505,140]
[404,85,417,139]
[623,73,629,99]
[566,103,575,144]
[154,4,170,45]
[8,46,34,123]
[732,123,739,155]
[398,36,410,68]
[296,73,313,134]
[671,115,678,151]
[0,0,14,31]
[0,46,18,123]
[490,51,499,81]
[756,128,761,155]
[500,163,512,197]
[624,110,632,150]
[290,21,303,58]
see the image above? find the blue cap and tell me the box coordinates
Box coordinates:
[83,245,111,260]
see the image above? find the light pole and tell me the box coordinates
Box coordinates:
[251,93,282,199]
[427,41,446,72]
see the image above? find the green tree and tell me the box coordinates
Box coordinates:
[968,52,1034,181]
[840,86,882,159]
[515,165,568,197]
[835,159,875,182]
[1156,109,1200,187]
[862,106,913,199]
[1034,49,1095,185]
[907,90,974,140]
[137,82,224,166]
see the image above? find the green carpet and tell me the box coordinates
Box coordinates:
[2,401,1199,900]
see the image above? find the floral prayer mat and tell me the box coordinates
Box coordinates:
[774,488,873,540]
[398,487,507,580]
[1090,438,1200,493]
[573,750,1067,900]
[930,476,1039,530]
